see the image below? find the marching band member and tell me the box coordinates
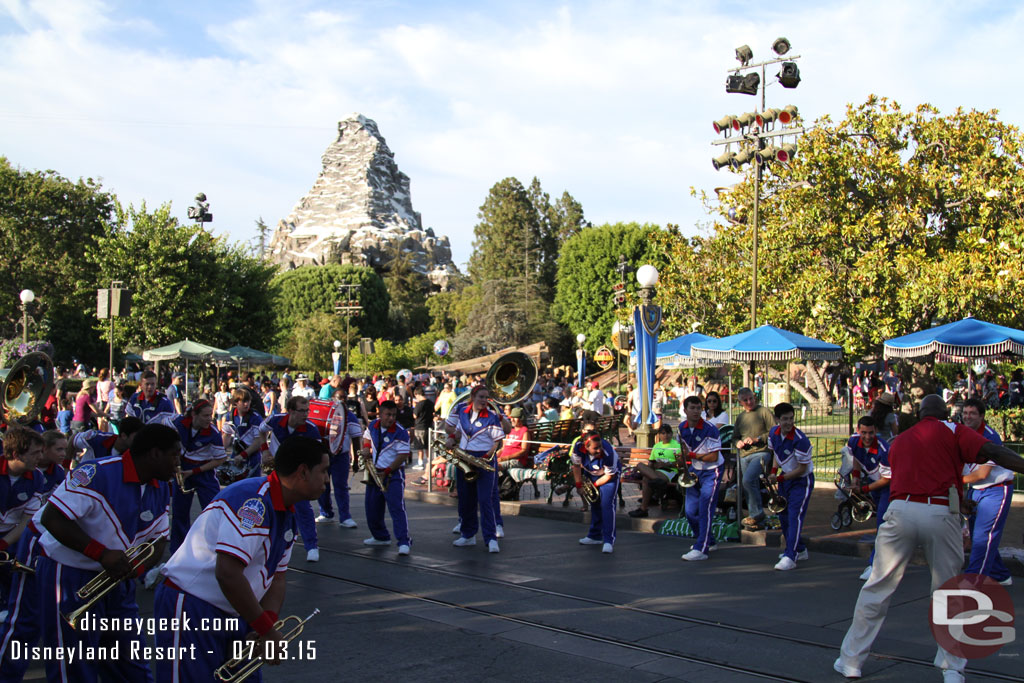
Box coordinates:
[678,396,723,562]
[124,371,175,424]
[445,386,509,553]
[361,400,412,554]
[960,398,1014,585]
[258,397,323,562]
[572,432,620,554]
[0,430,67,682]
[153,435,328,682]
[161,400,228,555]
[845,416,891,581]
[767,402,814,571]
[221,388,265,480]
[316,396,363,529]
[72,416,143,464]
[0,429,45,604]
[37,423,178,682]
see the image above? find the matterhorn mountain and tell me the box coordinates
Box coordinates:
[268,114,457,288]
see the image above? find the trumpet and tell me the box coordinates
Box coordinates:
[833,474,877,523]
[0,551,35,576]
[214,608,320,682]
[360,453,389,491]
[63,540,156,629]
[175,468,196,494]
[431,438,495,483]
[579,477,599,505]
[674,451,697,488]
[760,474,787,514]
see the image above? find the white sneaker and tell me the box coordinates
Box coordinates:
[693,544,717,553]
[495,524,505,539]
[452,523,462,534]
[143,562,166,590]
[942,670,965,683]
[682,549,709,561]
[602,543,613,554]
[363,538,390,546]
[453,536,476,547]
[340,518,358,528]
[998,577,1013,586]
[314,514,334,523]
[397,544,410,556]
[579,537,603,545]
[306,549,320,562]
[859,566,872,581]
[832,657,861,678]
[774,556,797,571]
[488,540,500,553]
[778,550,809,561]
[412,464,425,470]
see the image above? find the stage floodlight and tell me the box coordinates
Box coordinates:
[725,72,760,95]
[712,152,735,171]
[778,105,799,125]
[732,111,756,132]
[776,143,798,163]
[777,62,801,88]
[730,147,755,170]
[756,108,780,127]
[772,37,792,56]
[713,115,736,134]
[756,145,780,164]
[735,44,753,66]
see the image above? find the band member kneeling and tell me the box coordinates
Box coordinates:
[36,423,178,682]
[573,432,620,554]
[767,402,814,571]
[361,400,413,555]
[678,396,723,561]
[153,435,329,682]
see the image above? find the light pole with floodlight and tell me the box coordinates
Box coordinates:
[19,289,35,344]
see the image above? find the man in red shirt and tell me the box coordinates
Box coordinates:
[834,395,1024,682]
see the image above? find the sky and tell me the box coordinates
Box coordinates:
[2,0,1023,270]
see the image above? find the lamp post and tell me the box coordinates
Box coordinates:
[19,289,34,344]
[633,265,661,449]
[576,333,586,387]
[332,340,342,377]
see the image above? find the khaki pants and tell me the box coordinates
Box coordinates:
[838,498,967,674]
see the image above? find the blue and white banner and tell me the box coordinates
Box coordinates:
[633,304,661,425]
[576,348,586,387]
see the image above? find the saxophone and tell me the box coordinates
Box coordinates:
[360,453,389,491]
[431,438,496,483]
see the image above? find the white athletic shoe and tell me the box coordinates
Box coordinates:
[488,540,500,553]
[774,556,797,571]
[363,538,390,546]
[314,514,334,523]
[495,524,505,539]
[579,537,603,545]
[306,549,320,562]
[397,544,411,556]
[778,549,809,561]
[998,577,1013,586]
[453,536,476,547]
[340,518,358,528]
[452,523,462,534]
[602,543,613,554]
[859,566,872,581]
[692,544,717,553]
[832,658,861,679]
[412,464,425,471]
[942,670,965,683]
[682,549,709,561]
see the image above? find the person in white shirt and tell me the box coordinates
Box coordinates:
[701,391,730,427]
[293,375,316,400]
[587,382,606,415]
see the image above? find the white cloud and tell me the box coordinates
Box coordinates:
[1,0,1023,269]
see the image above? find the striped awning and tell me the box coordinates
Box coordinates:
[690,325,843,362]
[883,318,1024,360]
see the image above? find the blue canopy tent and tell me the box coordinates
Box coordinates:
[690,325,843,526]
[883,317,1024,361]
[629,332,721,368]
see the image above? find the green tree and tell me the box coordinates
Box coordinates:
[380,242,430,339]
[288,312,348,371]
[0,158,115,363]
[553,222,664,355]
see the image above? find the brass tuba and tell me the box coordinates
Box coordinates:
[485,352,538,406]
[761,473,787,514]
[0,352,54,425]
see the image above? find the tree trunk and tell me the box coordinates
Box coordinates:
[765,361,834,411]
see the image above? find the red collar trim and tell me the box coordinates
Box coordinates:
[685,418,705,430]
[463,404,490,418]
[120,449,161,487]
[44,462,58,475]
[778,426,796,441]
[267,471,293,512]
[856,437,878,455]
[181,416,212,436]
[0,458,33,479]
[374,419,397,433]
[974,421,987,436]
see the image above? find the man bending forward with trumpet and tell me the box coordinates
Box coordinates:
[37,423,179,683]
[154,435,329,682]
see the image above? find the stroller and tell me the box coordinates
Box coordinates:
[830,446,878,530]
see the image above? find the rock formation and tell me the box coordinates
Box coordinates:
[268,114,457,289]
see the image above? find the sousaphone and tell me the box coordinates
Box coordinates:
[0,352,54,425]
[484,352,538,406]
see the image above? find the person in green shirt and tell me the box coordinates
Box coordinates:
[733,387,777,529]
[628,425,681,518]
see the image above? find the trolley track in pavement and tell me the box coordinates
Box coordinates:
[302,543,1023,682]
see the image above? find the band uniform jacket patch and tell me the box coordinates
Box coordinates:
[70,463,97,488]
[238,497,266,531]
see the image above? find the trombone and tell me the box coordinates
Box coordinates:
[63,540,156,629]
[0,551,35,576]
[214,608,320,682]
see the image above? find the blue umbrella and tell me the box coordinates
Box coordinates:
[630,332,721,368]
[689,325,843,362]
[883,317,1024,360]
